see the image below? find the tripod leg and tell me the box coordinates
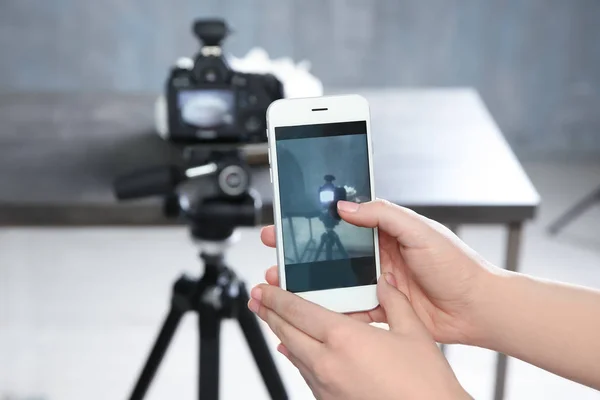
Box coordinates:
[199,304,221,400]
[332,232,349,258]
[300,218,317,262]
[313,233,327,262]
[548,187,600,235]
[129,308,184,400]
[237,284,288,400]
[326,233,334,261]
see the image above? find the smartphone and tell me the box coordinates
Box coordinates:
[266,94,381,313]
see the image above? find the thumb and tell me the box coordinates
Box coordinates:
[377,272,422,333]
[337,199,431,248]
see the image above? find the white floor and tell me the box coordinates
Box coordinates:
[1,161,600,400]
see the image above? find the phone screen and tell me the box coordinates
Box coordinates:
[275,121,377,293]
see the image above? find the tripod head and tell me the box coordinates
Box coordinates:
[114,147,262,242]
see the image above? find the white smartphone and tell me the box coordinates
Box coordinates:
[266,94,381,313]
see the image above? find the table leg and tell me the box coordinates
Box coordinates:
[287,217,301,262]
[494,222,523,400]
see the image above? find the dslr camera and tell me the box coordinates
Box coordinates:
[164,19,284,144]
[318,174,347,221]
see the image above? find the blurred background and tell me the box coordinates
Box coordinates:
[1,1,599,400]
[2,0,600,158]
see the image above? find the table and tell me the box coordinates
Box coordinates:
[0,89,540,400]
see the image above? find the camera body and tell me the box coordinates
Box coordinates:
[165,19,284,144]
[318,174,347,223]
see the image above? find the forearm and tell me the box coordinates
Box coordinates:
[471,270,600,389]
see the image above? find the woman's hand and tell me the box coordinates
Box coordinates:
[260,199,497,345]
[248,273,470,400]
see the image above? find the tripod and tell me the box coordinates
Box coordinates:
[313,214,349,262]
[128,235,288,400]
[114,148,288,399]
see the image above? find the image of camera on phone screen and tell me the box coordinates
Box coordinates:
[163,19,284,144]
[318,174,347,223]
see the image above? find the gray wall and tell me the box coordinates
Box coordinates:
[277,135,371,205]
[1,0,599,158]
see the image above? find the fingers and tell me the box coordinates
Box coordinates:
[251,284,345,342]
[337,199,431,248]
[377,272,423,334]
[260,226,276,248]
[347,306,386,324]
[276,343,290,358]
[265,265,279,286]
[277,344,317,390]
[277,344,311,375]
[249,297,321,359]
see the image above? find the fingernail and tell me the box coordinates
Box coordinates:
[384,272,397,287]
[251,286,263,301]
[337,200,359,213]
[248,298,260,313]
[277,343,289,357]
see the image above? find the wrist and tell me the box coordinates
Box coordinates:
[465,266,517,349]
